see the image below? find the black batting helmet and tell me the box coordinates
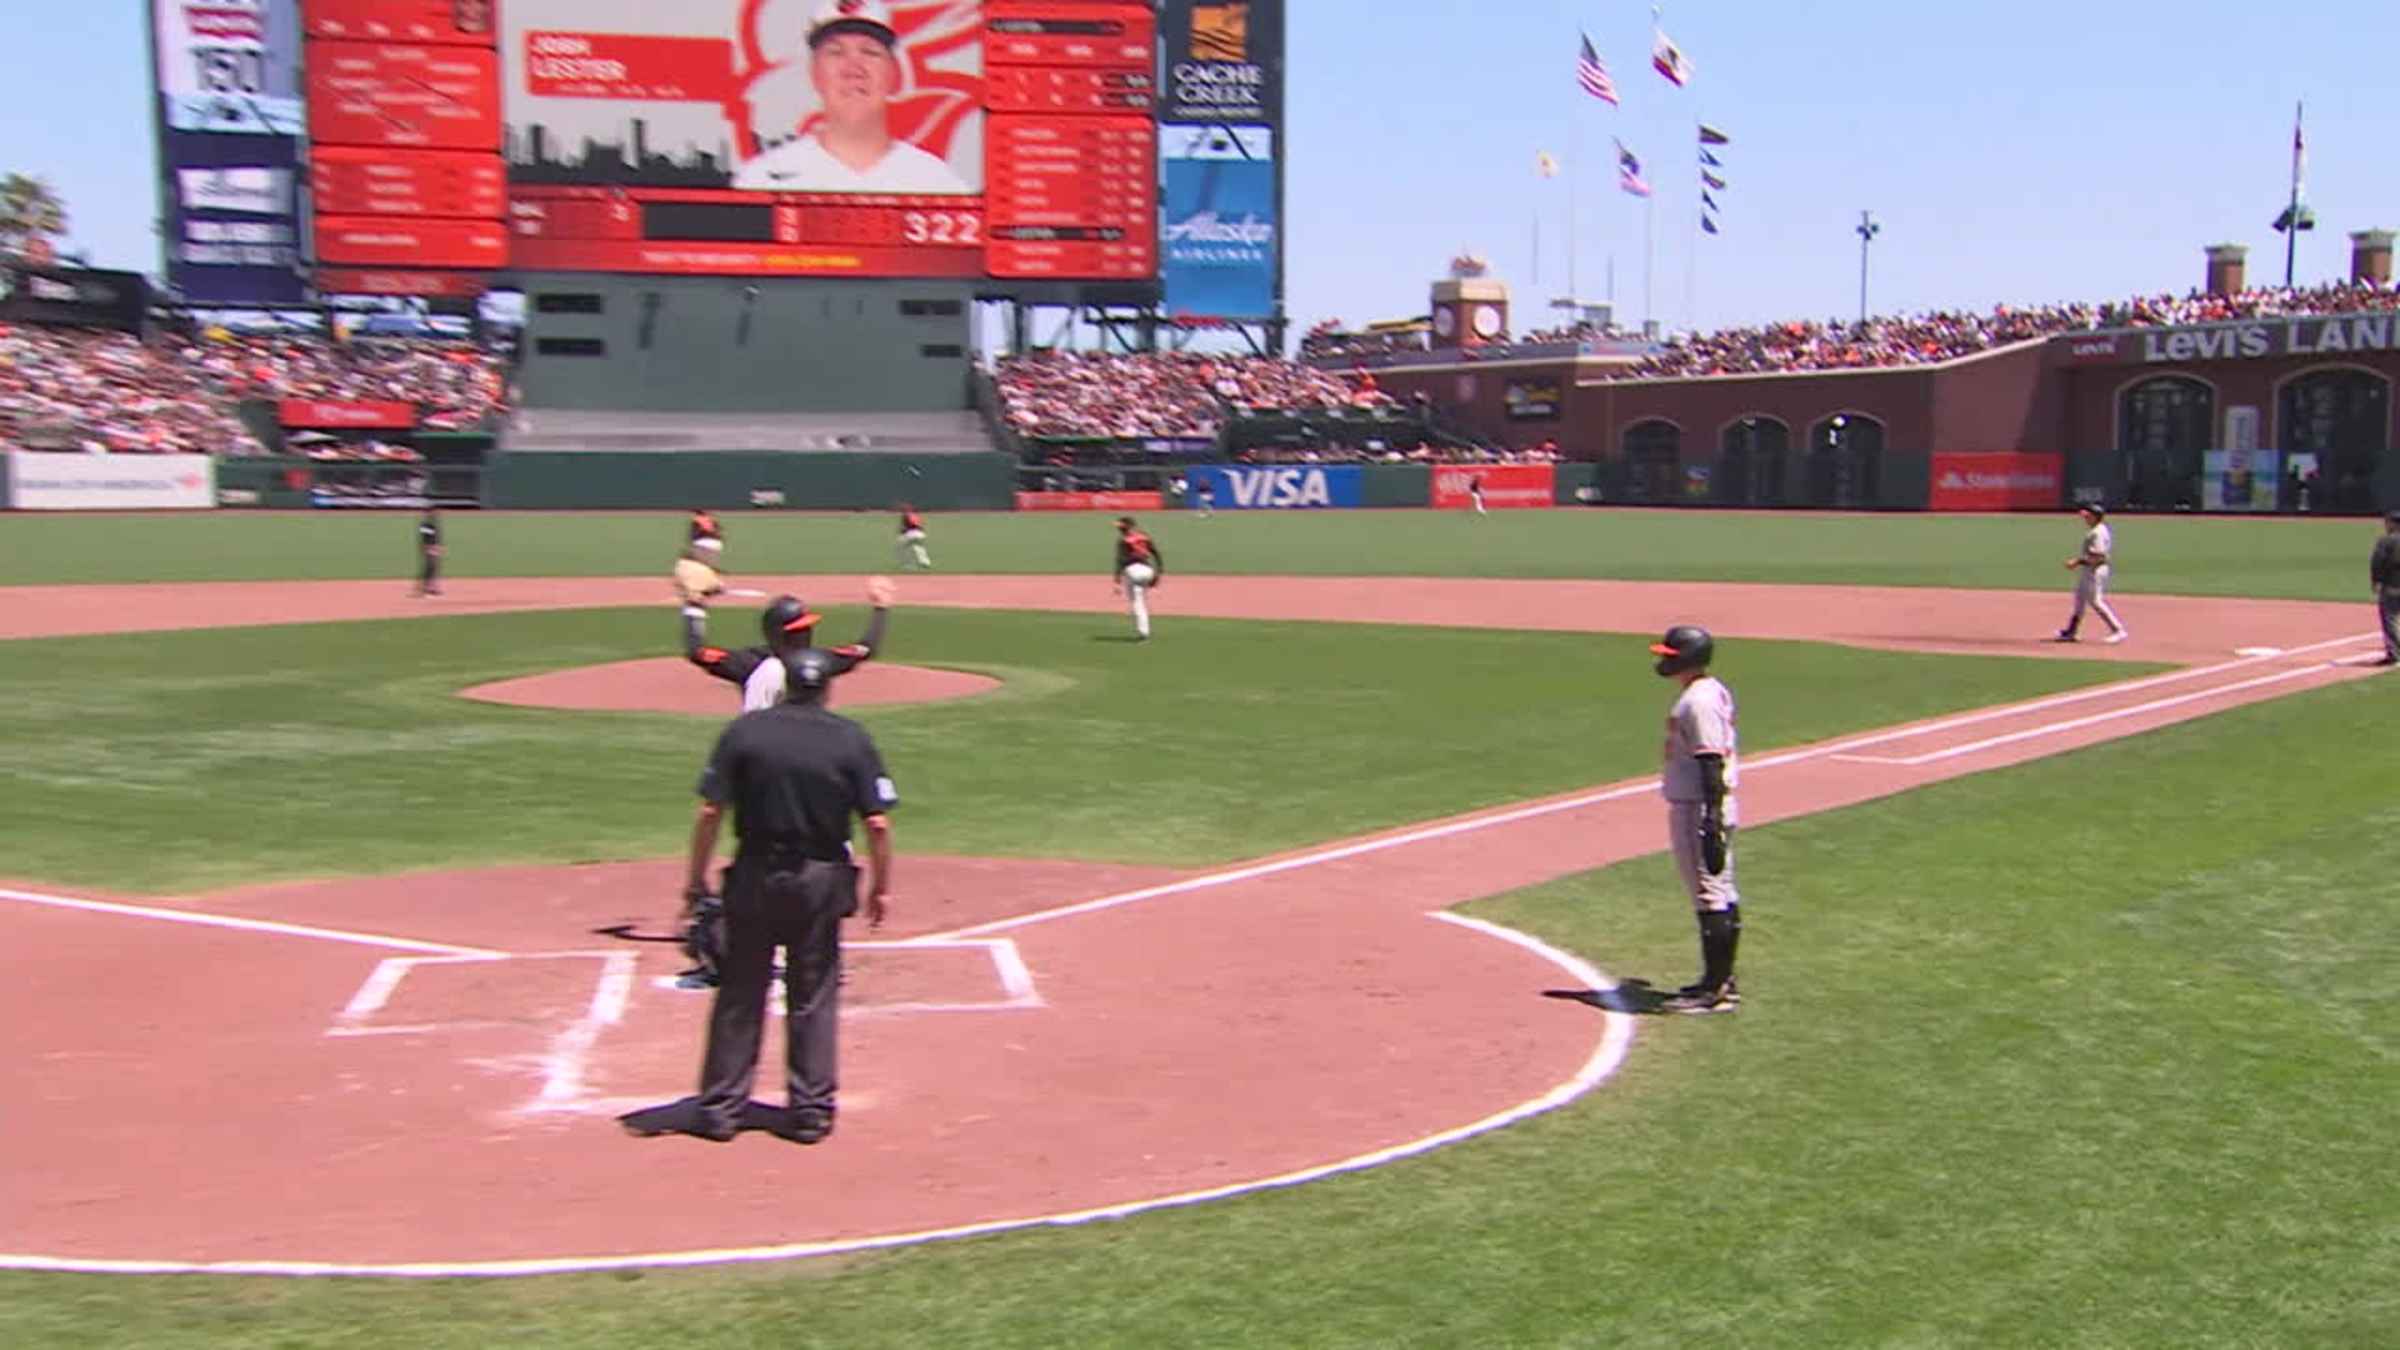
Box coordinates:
[1649,624,1715,676]
[760,595,821,644]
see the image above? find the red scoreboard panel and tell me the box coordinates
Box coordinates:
[312,146,505,218]
[503,0,1157,282]
[304,42,501,150]
[302,2,507,295]
[305,0,494,46]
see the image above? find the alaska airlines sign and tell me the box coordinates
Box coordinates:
[2127,314,2400,364]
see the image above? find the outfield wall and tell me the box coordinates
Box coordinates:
[481,451,1018,511]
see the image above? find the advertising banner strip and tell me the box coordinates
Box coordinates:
[7,453,216,512]
[1925,453,2065,512]
[1431,464,1555,510]
[1014,490,1165,512]
[1188,464,1362,510]
[0,267,152,332]
[1160,0,1282,125]
[1159,123,1276,320]
[279,399,419,429]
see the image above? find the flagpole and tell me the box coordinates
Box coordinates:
[1568,113,1581,305]
[2283,100,2304,288]
[1643,188,1656,335]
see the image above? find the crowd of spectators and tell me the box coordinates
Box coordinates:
[0,325,264,454]
[1608,281,2394,381]
[2095,279,2398,328]
[0,322,512,455]
[1235,439,1562,466]
[995,351,1398,439]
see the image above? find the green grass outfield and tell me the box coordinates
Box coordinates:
[0,606,2131,891]
[2,512,2393,1346]
[0,506,2387,599]
[4,679,2394,1347]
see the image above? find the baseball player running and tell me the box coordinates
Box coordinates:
[672,537,729,654]
[2053,504,2128,644]
[1113,515,1163,641]
[687,580,896,713]
[895,505,932,571]
[1650,625,1744,1015]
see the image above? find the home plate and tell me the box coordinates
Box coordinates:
[2234,646,2284,657]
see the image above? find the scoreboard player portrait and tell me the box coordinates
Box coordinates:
[730,0,976,194]
[499,0,1155,280]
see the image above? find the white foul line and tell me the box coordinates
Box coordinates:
[929,631,2385,944]
[0,887,501,958]
[0,913,1632,1279]
[1832,662,2344,767]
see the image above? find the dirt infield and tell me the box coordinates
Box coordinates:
[0,575,2386,1274]
[462,657,1002,715]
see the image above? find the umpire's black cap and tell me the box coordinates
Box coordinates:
[780,649,835,703]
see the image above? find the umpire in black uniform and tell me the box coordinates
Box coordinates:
[413,506,443,597]
[620,649,898,1146]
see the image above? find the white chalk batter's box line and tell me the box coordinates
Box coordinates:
[641,937,1043,1017]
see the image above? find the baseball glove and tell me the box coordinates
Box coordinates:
[1699,812,1728,876]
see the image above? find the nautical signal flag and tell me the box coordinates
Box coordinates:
[1536,150,1561,179]
[1652,28,1691,86]
[1699,124,1730,145]
[1701,216,1720,235]
[1702,191,1720,211]
[1577,35,1619,105]
[1700,147,1722,167]
[1701,170,1727,191]
[1615,140,1651,197]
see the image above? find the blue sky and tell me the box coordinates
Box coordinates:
[7,1,2393,336]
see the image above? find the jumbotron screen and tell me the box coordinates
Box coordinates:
[499,0,1158,280]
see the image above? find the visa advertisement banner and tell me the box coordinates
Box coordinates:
[1431,464,1554,510]
[1926,453,2064,512]
[1190,464,1360,510]
[1160,124,1276,319]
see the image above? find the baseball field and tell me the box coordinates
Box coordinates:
[1,507,2394,1348]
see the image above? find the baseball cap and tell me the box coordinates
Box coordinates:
[780,649,835,699]
[809,0,895,47]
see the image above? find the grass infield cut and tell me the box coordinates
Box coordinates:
[1,671,2390,1347]
[0,605,2138,892]
[0,507,2387,601]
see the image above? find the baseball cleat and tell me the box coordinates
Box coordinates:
[2104,631,2129,644]
[2048,631,2077,643]
[1662,984,1739,1015]
[1673,977,1740,1006]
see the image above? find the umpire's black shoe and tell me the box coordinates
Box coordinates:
[767,1108,835,1146]
[618,1098,738,1142]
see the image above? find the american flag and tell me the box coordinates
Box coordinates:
[1577,35,1619,105]
[1616,140,1651,197]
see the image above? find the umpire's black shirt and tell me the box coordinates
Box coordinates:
[698,703,897,859]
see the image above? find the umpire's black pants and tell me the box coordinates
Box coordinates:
[696,853,853,1131]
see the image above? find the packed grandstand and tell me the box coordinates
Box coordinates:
[0,324,510,455]
[3,281,2394,457]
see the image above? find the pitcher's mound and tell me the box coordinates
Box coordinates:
[463,657,999,715]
